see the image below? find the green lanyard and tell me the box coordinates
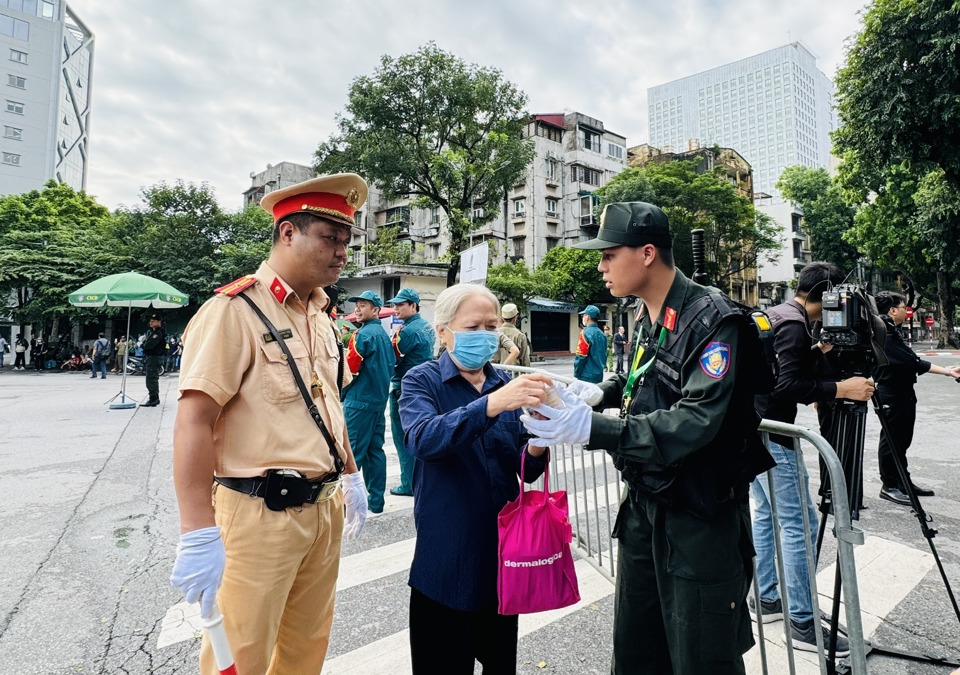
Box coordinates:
[622,325,667,414]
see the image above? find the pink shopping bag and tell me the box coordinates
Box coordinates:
[497,450,580,615]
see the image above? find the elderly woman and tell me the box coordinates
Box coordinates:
[399,283,553,675]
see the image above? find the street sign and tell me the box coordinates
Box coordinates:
[924,316,935,326]
[905,307,915,319]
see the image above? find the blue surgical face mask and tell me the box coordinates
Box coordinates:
[449,329,499,370]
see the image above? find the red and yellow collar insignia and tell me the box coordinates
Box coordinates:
[215,275,257,297]
[663,307,678,332]
[270,277,288,304]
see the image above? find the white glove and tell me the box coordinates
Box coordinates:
[342,472,368,540]
[521,384,593,447]
[565,380,604,407]
[169,526,226,618]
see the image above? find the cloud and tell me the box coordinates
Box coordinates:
[79,0,866,211]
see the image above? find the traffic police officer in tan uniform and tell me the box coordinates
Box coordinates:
[170,174,370,675]
[522,202,770,675]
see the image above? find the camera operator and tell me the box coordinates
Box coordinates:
[873,292,960,505]
[751,262,875,655]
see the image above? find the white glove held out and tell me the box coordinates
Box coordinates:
[565,380,604,407]
[342,472,368,540]
[521,384,594,448]
[169,526,226,619]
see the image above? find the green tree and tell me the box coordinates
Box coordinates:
[215,204,274,283]
[0,181,121,331]
[912,169,960,345]
[365,225,412,266]
[485,260,554,313]
[776,165,859,266]
[314,43,535,286]
[595,161,781,285]
[539,247,611,307]
[834,0,960,188]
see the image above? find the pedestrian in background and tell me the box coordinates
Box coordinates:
[13,334,27,370]
[343,290,393,515]
[873,291,960,504]
[573,305,606,383]
[385,288,435,497]
[497,303,531,367]
[90,333,110,380]
[613,325,627,374]
[399,283,550,674]
[0,335,7,369]
[30,334,44,371]
[141,314,166,407]
[114,336,128,373]
[170,173,369,675]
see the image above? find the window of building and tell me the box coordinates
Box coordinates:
[1,0,41,13]
[5,99,23,114]
[4,124,21,139]
[545,237,559,252]
[0,13,29,40]
[580,194,599,226]
[578,127,601,153]
[2,151,20,165]
[429,243,441,260]
[9,48,26,63]
[7,74,24,88]
[350,246,363,268]
[429,206,439,224]
[545,197,559,217]
[607,143,624,160]
[41,0,54,19]
[513,198,525,216]
[472,206,484,221]
[545,158,560,182]
[571,165,601,186]
[512,237,525,258]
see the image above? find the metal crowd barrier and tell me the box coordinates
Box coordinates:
[496,365,867,675]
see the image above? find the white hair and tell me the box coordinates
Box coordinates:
[434,283,500,326]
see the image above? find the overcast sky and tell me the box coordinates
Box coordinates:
[78,0,868,212]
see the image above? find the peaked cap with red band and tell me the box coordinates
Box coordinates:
[260,173,368,229]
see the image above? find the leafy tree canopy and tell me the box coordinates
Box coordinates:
[776,165,859,266]
[365,224,412,266]
[314,42,535,286]
[0,181,121,326]
[539,247,611,307]
[834,0,960,188]
[594,161,781,285]
[485,260,554,313]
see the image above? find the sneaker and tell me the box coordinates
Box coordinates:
[748,596,783,624]
[879,485,912,506]
[783,618,850,657]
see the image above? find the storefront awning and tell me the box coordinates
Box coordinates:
[528,297,580,314]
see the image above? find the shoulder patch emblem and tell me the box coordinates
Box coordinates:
[699,341,730,379]
[215,275,257,297]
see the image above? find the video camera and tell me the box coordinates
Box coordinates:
[819,283,888,376]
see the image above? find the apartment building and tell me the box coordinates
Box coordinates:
[241,161,318,209]
[647,43,834,288]
[0,0,93,196]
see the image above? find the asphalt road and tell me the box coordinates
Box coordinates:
[0,351,959,674]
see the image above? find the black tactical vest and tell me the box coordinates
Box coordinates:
[616,288,770,520]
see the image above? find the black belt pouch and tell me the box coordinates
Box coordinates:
[263,470,309,511]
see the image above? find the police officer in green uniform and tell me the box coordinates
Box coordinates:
[141,313,167,407]
[573,305,606,383]
[385,288,435,497]
[343,291,394,513]
[522,202,771,675]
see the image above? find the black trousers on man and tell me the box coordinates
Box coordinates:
[145,354,161,403]
[877,390,917,490]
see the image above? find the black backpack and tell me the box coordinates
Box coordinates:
[733,302,777,396]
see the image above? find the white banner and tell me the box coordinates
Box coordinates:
[459,243,489,284]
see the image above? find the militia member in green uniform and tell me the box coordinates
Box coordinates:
[522,202,770,675]
[498,303,531,367]
[386,288,436,497]
[573,305,606,383]
[344,290,394,513]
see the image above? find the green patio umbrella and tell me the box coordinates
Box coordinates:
[68,272,189,409]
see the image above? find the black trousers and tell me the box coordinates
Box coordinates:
[409,587,518,675]
[13,352,25,368]
[877,392,917,489]
[145,354,161,402]
[615,351,625,373]
[611,490,753,675]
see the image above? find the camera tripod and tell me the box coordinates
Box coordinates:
[816,393,960,673]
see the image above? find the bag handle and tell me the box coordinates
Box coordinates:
[519,445,549,503]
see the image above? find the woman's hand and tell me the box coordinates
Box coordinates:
[486,373,553,418]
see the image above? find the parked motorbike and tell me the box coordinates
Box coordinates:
[125,354,165,376]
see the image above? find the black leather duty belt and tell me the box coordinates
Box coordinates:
[215,470,341,511]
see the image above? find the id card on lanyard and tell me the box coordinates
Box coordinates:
[621,325,666,416]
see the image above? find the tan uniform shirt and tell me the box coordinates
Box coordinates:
[178,262,350,478]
